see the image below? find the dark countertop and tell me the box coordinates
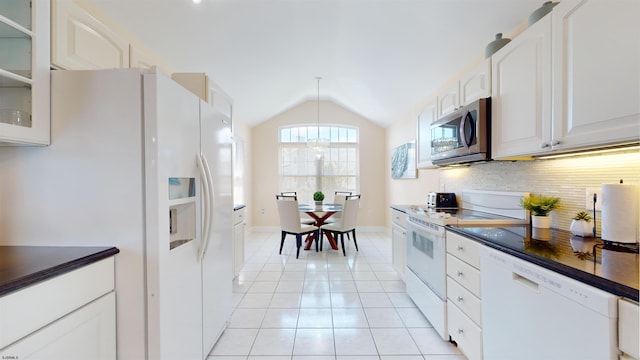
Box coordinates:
[447,225,639,301]
[0,246,120,297]
[234,204,246,211]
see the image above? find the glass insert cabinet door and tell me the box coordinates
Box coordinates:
[0,1,50,145]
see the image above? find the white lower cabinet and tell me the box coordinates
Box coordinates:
[233,207,246,279]
[391,208,407,278]
[619,299,639,360]
[1,292,116,360]
[447,301,482,360]
[446,231,482,360]
[0,257,116,359]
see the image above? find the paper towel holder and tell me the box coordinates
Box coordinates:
[601,178,639,244]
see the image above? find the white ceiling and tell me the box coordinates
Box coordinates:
[90,0,543,128]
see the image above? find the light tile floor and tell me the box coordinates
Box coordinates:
[208,228,467,360]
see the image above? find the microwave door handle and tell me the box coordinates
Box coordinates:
[459,110,473,149]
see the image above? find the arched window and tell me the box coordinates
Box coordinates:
[279,125,359,203]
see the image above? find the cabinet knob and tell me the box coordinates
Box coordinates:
[456,245,463,251]
[540,142,550,148]
[457,296,464,302]
[458,328,464,334]
[551,139,561,146]
[457,271,464,277]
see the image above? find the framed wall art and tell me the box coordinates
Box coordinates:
[391,141,417,179]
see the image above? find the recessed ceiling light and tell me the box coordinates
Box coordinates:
[193,0,202,4]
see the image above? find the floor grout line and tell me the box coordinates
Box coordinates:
[210,229,466,360]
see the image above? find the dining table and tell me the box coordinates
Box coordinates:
[298,203,343,250]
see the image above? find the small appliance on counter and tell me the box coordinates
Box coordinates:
[427,192,457,209]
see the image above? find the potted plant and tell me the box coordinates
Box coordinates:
[520,195,560,228]
[570,211,594,237]
[313,191,325,207]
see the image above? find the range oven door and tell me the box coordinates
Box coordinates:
[405,218,446,299]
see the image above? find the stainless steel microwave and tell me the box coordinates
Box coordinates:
[430,97,490,166]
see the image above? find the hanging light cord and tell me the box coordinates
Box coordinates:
[316,77,321,137]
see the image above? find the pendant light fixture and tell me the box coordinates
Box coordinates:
[307,77,330,158]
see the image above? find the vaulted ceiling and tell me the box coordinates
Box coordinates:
[90,0,544,128]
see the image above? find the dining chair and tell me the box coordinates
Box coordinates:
[320,194,360,256]
[277,193,315,225]
[324,191,352,224]
[276,195,320,258]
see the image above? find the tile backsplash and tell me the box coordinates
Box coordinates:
[440,151,640,235]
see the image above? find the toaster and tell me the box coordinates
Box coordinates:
[427,192,458,209]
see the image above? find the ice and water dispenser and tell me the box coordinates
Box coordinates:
[168,177,196,250]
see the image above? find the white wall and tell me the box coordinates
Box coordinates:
[386,101,439,210]
[250,100,386,227]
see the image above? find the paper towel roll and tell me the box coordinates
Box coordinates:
[601,183,639,243]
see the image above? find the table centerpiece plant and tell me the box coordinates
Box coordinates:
[313,191,325,207]
[520,194,560,229]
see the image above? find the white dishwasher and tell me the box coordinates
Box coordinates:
[480,246,619,360]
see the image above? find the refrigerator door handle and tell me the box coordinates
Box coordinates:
[197,153,212,262]
[198,152,215,262]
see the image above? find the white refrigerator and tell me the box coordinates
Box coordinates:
[0,69,233,360]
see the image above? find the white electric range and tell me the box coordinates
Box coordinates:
[404,190,529,340]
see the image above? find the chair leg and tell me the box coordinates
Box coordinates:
[279,231,286,254]
[319,230,324,251]
[315,230,319,252]
[295,234,302,259]
[340,233,346,256]
[352,229,358,251]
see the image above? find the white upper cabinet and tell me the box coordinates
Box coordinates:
[437,59,492,119]
[130,45,158,71]
[417,98,438,168]
[51,0,129,70]
[0,0,50,145]
[492,0,639,159]
[130,45,173,76]
[551,0,640,151]
[460,59,491,106]
[437,82,460,118]
[491,14,552,159]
